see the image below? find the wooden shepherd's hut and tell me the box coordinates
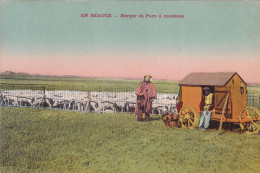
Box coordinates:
[178,72,247,121]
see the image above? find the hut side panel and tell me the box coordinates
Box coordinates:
[213,86,232,118]
[181,86,202,114]
[225,74,247,119]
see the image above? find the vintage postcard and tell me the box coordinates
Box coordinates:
[0,0,259,172]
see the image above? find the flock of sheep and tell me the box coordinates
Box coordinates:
[0,89,178,114]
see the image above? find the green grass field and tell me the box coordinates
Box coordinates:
[0,75,179,93]
[0,107,259,173]
[1,74,260,95]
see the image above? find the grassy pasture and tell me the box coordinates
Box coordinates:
[0,107,259,173]
[1,74,259,94]
[0,75,179,93]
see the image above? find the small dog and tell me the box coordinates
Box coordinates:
[162,112,179,128]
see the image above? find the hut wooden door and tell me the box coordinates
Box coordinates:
[214,87,232,118]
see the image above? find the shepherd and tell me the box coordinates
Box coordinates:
[135,75,157,122]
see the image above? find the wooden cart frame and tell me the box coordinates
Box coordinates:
[177,72,260,134]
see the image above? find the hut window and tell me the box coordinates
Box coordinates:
[232,79,234,84]
[240,83,245,95]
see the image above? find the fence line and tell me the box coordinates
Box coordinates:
[0,87,178,114]
[1,84,259,114]
[247,91,260,109]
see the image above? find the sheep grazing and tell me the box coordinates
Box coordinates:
[162,112,180,128]
[123,102,136,113]
[99,101,118,113]
[0,89,178,114]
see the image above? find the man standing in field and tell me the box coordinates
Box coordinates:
[199,86,215,131]
[135,75,157,122]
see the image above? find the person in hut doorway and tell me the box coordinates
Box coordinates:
[199,86,215,131]
[135,75,157,122]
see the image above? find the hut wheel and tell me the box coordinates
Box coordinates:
[239,107,260,134]
[179,107,197,129]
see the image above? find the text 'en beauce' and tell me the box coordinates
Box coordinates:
[81,14,112,18]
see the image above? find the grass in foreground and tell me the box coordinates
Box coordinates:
[0,107,260,173]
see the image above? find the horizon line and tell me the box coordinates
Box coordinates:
[1,70,260,85]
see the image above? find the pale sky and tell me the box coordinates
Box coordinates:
[1,1,259,83]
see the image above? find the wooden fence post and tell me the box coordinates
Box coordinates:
[259,96,260,109]
[85,91,91,112]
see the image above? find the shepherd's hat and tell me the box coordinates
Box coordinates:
[203,86,211,91]
[144,75,152,78]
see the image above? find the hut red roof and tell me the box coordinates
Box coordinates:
[179,72,246,86]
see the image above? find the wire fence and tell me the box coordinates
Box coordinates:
[247,91,260,109]
[0,83,178,114]
[1,84,259,114]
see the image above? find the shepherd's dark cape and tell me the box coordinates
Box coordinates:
[135,81,157,114]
